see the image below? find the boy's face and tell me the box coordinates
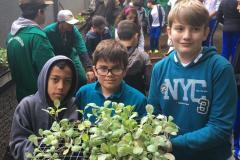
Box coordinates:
[94,25,105,34]
[167,20,209,56]
[93,59,126,93]
[47,65,73,102]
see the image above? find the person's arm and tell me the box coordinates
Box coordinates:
[143,53,152,92]
[217,1,224,24]
[85,31,95,58]
[73,26,93,69]
[138,28,145,52]
[160,5,166,27]
[171,64,237,153]
[32,35,54,74]
[147,63,162,115]
[9,102,35,160]
[209,0,221,18]
[73,26,95,82]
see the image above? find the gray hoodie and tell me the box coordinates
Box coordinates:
[9,55,78,160]
[10,17,40,36]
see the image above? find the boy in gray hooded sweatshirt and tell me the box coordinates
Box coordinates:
[9,55,79,160]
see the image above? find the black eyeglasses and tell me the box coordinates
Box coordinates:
[95,67,124,76]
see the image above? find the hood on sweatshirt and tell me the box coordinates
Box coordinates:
[10,17,40,35]
[37,55,77,107]
[171,46,217,67]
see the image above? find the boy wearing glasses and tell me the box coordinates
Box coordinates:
[75,39,147,123]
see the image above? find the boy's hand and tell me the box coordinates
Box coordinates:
[86,71,95,83]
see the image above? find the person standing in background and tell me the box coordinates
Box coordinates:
[202,0,221,47]
[6,0,55,102]
[115,6,145,51]
[217,0,240,64]
[217,1,240,159]
[147,0,165,54]
[44,10,95,88]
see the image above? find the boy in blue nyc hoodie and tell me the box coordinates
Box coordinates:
[148,0,237,159]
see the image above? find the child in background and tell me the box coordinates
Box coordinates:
[115,6,145,52]
[147,0,165,54]
[75,39,147,123]
[85,15,112,59]
[117,20,152,94]
[148,0,237,159]
[9,56,79,160]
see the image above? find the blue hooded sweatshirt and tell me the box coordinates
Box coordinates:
[148,47,237,160]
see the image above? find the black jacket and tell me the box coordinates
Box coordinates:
[217,0,240,32]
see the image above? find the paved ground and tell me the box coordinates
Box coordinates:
[0,83,17,160]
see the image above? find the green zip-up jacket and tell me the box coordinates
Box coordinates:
[6,17,54,102]
[44,23,88,87]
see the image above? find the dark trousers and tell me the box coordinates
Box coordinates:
[221,31,240,64]
[202,18,218,47]
[149,26,161,51]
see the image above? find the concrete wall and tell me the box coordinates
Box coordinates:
[0,0,90,48]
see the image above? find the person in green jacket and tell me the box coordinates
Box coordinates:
[6,0,55,102]
[44,10,95,88]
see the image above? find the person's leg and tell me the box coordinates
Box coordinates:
[149,26,155,52]
[231,32,240,64]
[222,31,231,60]
[154,26,161,52]
[152,26,161,53]
[234,97,240,160]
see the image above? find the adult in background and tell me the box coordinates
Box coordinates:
[218,1,240,159]
[217,0,240,64]
[6,0,55,102]
[44,10,95,88]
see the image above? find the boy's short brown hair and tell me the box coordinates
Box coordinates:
[168,0,209,27]
[117,20,140,41]
[91,15,107,28]
[93,39,128,69]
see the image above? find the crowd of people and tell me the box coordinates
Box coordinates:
[5,0,240,159]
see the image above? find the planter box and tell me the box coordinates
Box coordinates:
[38,142,84,160]
[0,69,11,87]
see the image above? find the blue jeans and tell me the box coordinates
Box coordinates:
[202,18,218,47]
[234,98,240,160]
[221,31,240,64]
[149,26,161,51]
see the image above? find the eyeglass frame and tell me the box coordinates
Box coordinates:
[94,66,125,76]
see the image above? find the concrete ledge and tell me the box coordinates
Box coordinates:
[0,70,12,94]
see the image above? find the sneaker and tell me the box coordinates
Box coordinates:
[154,50,159,54]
